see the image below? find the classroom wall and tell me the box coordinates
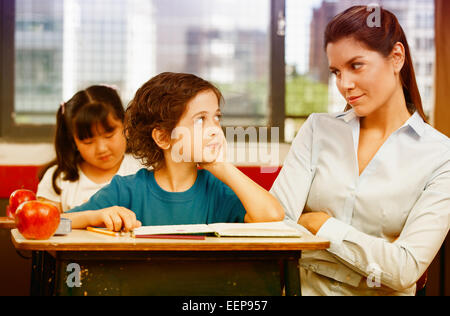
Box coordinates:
[425,0,450,297]
[0,142,291,198]
[0,142,291,167]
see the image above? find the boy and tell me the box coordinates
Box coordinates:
[64,73,284,231]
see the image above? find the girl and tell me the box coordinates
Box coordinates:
[270,6,449,295]
[37,85,144,212]
[63,73,284,231]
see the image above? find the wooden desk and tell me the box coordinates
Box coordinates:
[0,217,15,229]
[12,229,329,296]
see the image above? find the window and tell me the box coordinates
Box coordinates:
[1,0,435,142]
[156,0,271,127]
[1,0,282,140]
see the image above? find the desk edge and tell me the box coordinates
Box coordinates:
[11,229,330,252]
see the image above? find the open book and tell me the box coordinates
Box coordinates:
[132,221,303,238]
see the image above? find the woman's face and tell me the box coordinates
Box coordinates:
[74,114,127,172]
[327,37,401,117]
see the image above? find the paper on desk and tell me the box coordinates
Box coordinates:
[133,224,214,236]
[133,222,303,237]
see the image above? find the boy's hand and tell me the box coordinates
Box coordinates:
[91,206,142,232]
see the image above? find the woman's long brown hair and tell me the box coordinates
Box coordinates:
[324,5,427,122]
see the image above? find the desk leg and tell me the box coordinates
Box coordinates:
[284,252,301,296]
[30,251,56,296]
[30,251,42,296]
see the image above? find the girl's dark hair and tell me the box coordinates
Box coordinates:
[38,85,125,195]
[324,5,427,122]
[125,72,223,170]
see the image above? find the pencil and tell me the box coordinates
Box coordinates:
[87,227,119,237]
[134,234,206,240]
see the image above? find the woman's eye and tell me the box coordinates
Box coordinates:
[215,114,222,122]
[352,63,363,70]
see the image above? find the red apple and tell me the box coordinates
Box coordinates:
[15,201,60,240]
[9,189,37,218]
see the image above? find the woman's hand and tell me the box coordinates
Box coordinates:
[89,206,142,232]
[298,212,331,235]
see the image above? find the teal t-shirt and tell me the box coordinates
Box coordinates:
[67,169,246,225]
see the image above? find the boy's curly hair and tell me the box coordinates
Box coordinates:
[125,72,223,170]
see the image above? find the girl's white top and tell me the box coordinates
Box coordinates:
[271,110,450,295]
[37,154,144,212]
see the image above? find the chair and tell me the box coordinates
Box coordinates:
[415,270,428,296]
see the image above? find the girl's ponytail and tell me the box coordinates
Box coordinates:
[38,103,82,194]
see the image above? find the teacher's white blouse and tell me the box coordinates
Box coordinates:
[271,110,450,295]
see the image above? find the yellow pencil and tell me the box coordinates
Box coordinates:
[87,227,119,237]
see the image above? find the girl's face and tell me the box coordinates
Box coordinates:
[74,114,127,172]
[327,37,400,117]
[170,89,224,164]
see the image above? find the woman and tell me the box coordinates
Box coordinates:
[271,6,449,295]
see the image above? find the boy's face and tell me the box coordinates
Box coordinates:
[169,89,224,164]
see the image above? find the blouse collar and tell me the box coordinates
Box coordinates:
[335,108,426,137]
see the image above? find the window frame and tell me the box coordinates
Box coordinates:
[269,0,286,142]
[0,0,55,142]
[0,0,285,142]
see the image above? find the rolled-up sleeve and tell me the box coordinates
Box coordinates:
[270,114,316,223]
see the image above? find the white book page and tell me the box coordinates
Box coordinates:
[133,224,213,236]
[208,222,303,237]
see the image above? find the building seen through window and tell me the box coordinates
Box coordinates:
[14,0,269,127]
